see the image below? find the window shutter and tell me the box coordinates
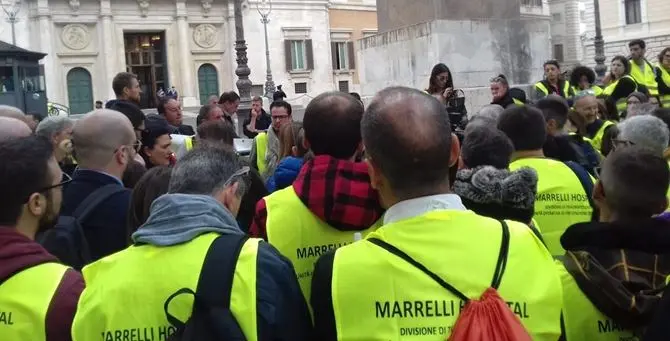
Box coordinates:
[284,40,293,71]
[331,42,338,70]
[306,39,314,70]
[347,42,355,69]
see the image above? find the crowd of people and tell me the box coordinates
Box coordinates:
[1,37,670,341]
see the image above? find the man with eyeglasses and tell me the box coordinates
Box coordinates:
[72,146,312,341]
[0,135,84,341]
[250,100,292,179]
[45,110,136,268]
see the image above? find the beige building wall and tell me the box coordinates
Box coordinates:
[328,9,377,92]
[581,0,670,67]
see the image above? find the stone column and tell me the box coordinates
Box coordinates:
[176,1,197,107]
[564,0,581,67]
[36,0,60,104]
[100,0,117,100]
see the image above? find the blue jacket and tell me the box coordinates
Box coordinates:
[266,157,304,193]
[133,194,313,341]
[60,169,131,262]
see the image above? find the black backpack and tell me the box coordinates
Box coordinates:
[165,234,249,341]
[39,184,125,270]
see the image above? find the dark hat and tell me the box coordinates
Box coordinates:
[454,166,538,224]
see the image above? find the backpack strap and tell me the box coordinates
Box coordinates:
[73,184,126,222]
[69,184,126,264]
[164,234,249,335]
[368,238,469,302]
[490,220,510,289]
[564,161,598,221]
[198,234,248,309]
[368,220,511,302]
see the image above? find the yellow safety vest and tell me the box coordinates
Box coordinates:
[512,98,525,106]
[572,85,604,97]
[328,210,562,341]
[535,80,572,98]
[589,120,615,153]
[185,136,193,151]
[509,158,593,256]
[657,65,670,108]
[629,60,658,96]
[602,75,638,113]
[557,260,640,341]
[72,233,261,341]
[255,132,268,176]
[0,262,69,341]
[265,187,380,307]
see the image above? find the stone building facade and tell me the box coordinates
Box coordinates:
[579,0,670,68]
[0,0,377,113]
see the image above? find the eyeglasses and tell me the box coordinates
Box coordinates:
[611,138,635,151]
[271,115,289,121]
[222,166,251,196]
[37,172,72,193]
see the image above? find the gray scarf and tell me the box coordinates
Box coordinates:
[132,193,243,246]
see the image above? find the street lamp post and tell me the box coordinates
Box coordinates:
[592,0,607,81]
[1,0,21,45]
[234,0,252,135]
[257,0,276,99]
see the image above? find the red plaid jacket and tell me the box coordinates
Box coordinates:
[250,155,383,239]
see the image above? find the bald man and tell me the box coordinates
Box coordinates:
[0,117,31,141]
[311,87,563,341]
[251,91,383,305]
[43,109,135,269]
[0,105,34,131]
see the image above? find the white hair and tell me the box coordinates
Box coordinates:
[35,116,75,139]
[618,115,670,156]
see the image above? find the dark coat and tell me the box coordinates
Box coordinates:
[243,109,272,138]
[61,169,131,263]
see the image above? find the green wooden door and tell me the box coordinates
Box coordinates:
[67,68,94,115]
[198,64,219,105]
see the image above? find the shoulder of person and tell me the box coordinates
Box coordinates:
[256,240,296,275]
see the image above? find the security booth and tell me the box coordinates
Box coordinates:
[0,40,48,118]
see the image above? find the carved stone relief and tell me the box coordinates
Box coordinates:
[68,0,80,12]
[61,24,90,50]
[138,0,150,17]
[201,0,212,15]
[193,24,218,49]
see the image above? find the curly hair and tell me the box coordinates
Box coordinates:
[569,66,596,88]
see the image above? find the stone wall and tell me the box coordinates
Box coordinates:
[357,18,551,113]
[376,0,521,33]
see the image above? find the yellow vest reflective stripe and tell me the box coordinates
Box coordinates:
[72,233,260,341]
[0,262,69,341]
[557,261,638,340]
[535,81,571,98]
[265,187,380,307]
[602,75,638,113]
[330,210,562,341]
[509,158,593,256]
[629,60,659,96]
[255,132,268,175]
[590,120,615,153]
[658,65,670,107]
